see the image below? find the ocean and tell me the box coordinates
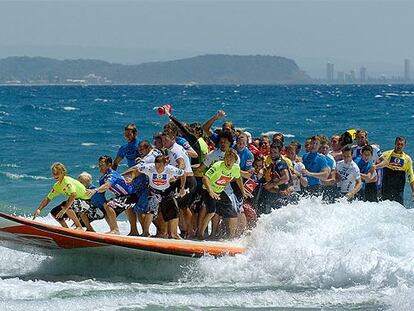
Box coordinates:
[1,84,414,310]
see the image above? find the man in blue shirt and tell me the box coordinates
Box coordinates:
[302,136,329,196]
[112,123,141,170]
[87,155,138,234]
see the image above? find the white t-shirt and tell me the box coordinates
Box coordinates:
[134,148,162,166]
[203,148,240,168]
[167,143,193,174]
[292,161,306,192]
[352,144,381,162]
[336,160,361,193]
[137,163,184,191]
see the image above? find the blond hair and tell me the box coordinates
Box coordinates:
[51,162,67,176]
[78,171,93,187]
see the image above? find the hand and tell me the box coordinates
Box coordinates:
[33,208,41,220]
[345,192,353,201]
[86,189,96,197]
[215,110,226,119]
[179,188,186,198]
[209,191,220,200]
[243,191,253,199]
[56,209,67,219]
[302,169,309,177]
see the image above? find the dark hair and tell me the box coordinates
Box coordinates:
[154,155,167,164]
[139,140,152,149]
[98,155,112,165]
[395,136,406,144]
[339,131,353,146]
[124,123,137,134]
[272,132,284,144]
[362,145,373,154]
[218,130,234,144]
[270,142,283,151]
[341,146,352,153]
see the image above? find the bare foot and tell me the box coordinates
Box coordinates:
[170,234,182,240]
[106,230,120,235]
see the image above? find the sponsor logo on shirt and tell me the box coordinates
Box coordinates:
[389,156,404,168]
[152,173,168,186]
[215,175,232,186]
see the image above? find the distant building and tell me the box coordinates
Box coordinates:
[360,67,367,83]
[326,62,334,83]
[404,59,410,81]
[337,71,345,83]
[350,70,356,83]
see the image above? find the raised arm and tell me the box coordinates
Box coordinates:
[202,110,226,136]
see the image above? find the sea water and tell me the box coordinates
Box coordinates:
[1,85,414,310]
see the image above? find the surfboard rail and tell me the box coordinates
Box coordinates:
[0,212,246,258]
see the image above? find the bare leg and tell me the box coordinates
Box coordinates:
[126,208,140,236]
[197,212,215,240]
[169,218,181,239]
[211,214,221,239]
[80,212,95,232]
[156,213,168,238]
[227,217,238,239]
[142,214,154,237]
[53,214,69,228]
[237,213,247,237]
[65,209,83,230]
[197,206,206,237]
[103,203,120,234]
[182,207,194,238]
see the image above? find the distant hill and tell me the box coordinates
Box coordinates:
[0,54,311,84]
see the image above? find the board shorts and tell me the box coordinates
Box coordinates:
[176,176,197,209]
[107,193,137,211]
[202,189,238,219]
[50,199,90,218]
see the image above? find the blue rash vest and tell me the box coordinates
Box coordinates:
[116,138,141,168]
[237,146,254,171]
[99,168,134,196]
[302,152,328,186]
[88,184,106,209]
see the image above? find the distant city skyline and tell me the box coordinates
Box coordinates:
[324,59,412,84]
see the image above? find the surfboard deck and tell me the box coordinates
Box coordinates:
[0,212,246,259]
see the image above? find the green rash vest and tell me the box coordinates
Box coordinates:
[204,161,241,194]
[47,176,89,201]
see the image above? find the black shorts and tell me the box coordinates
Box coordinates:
[50,200,91,218]
[160,194,179,222]
[202,190,238,219]
[176,176,197,209]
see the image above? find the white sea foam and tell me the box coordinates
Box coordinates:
[94,98,109,102]
[1,171,50,180]
[63,106,79,111]
[34,127,42,131]
[114,111,124,116]
[81,142,97,147]
[375,95,383,98]
[2,199,414,310]
[261,131,295,138]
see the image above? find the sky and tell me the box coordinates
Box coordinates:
[0,0,413,78]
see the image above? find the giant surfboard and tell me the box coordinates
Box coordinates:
[0,212,246,260]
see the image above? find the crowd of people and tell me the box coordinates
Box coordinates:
[33,106,414,240]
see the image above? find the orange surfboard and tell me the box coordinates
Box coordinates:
[0,212,246,259]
